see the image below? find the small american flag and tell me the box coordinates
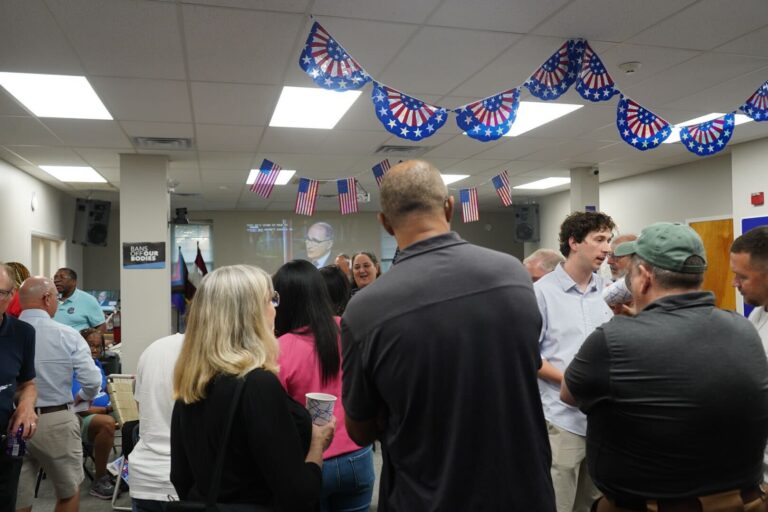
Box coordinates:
[295,178,319,216]
[492,170,512,207]
[249,159,281,198]
[337,178,358,215]
[460,188,479,223]
[371,159,390,187]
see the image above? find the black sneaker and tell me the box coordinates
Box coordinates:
[89,475,115,500]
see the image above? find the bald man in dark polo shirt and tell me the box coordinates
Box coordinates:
[341,160,555,511]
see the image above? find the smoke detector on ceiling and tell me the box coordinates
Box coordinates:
[618,61,642,75]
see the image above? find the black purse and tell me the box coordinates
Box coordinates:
[168,375,272,512]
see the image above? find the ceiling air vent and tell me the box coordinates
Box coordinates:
[374,144,431,158]
[132,137,194,150]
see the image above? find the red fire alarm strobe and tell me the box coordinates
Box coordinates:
[752,192,765,206]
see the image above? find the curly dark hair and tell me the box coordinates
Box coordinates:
[558,211,616,257]
[731,226,768,270]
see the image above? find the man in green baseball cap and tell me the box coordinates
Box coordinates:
[561,222,768,512]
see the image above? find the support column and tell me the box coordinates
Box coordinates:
[119,154,171,373]
[570,166,600,213]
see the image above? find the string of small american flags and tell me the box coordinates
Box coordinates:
[249,157,514,223]
[298,18,767,157]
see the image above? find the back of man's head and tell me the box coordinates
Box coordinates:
[731,226,768,270]
[523,249,564,281]
[19,276,56,315]
[380,160,448,229]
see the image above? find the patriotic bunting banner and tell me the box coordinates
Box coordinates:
[337,178,358,215]
[371,159,390,187]
[524,40,583,101]
[295,178,319,216]
[740,80,768,122]
[460,188,480,223]
[249,159,281,198]
[372,82,448,141]
[299,21,370,91]
[575,42,618,102]
[454,88,521,142]
[679,113,735,157]
[492,170,513,207]
[616,95,672,151]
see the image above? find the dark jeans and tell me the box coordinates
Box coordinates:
[320,446,375,512]
[132,498,171,512]
[0,451,23,512]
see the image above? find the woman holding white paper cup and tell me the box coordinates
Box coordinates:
[170,265,335,511]
[273,260,375,512]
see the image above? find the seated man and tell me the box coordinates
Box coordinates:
[72,328,117,499]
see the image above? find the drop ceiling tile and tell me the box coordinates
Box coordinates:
[91,78,192,123]
[7,145,85,165]
[422,133,504,159]
[47,0,186,79]
[201,169,249,185]
[198,151,255,169]
[42,119,132,148]
[0,89,28,116]
[0,117,63,146]
[662,67,768,113]
[445,159,510,174]
[93,167,120,182]
[0,0,84,74]
[184,0,310,11]
[74,148,131,167]
[521,139,608,162]
[316,130,392,156]
[533,0,698,42]
[464,136,555,160]
[379,26,521,96]
[259,127,331,154]
[120,121,194,139]
[183,5,304,84]
[312,0,443,23]
[716,25,768,58]
[429,0,569,33]
[195,124,263,151]
[191,82,280,126]
[628,0,768,51]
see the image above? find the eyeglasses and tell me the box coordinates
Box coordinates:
[305,237,331,244]
[0,288,13,299]
[270,290,280,307]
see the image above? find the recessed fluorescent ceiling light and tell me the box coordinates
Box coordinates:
[246,169,296,185]
[504,102,583,137]
[442,174,469,185]
[270,86,361,129]
[39,166,106,183]
[0,72,112,120]
[663,112,753,144]
[514,177,571,190]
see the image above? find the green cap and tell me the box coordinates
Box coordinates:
[618,222,707,273]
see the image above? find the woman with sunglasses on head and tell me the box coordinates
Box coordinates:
[171,265,335,511]
[273,260,374,512]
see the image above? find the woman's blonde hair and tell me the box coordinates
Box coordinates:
[173,264,279,403]
[6,262,30,289]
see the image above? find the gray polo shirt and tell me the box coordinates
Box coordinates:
[342,231,555,512]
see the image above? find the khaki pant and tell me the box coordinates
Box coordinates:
[593,487,767,512]
[548,422,601,512]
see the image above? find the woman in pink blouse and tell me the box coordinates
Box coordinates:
[273,260,374,512]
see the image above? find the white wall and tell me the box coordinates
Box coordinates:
[731,138,768,236]
[0,159,82,277]
[532,155,734,252]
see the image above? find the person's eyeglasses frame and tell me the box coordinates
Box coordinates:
[304,237,332,245]
[0,288,13,300]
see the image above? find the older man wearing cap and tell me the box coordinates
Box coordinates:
[562,222,768,512]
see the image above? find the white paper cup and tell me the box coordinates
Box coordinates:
[305,392,337,426]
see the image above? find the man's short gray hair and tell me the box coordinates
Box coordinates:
[380,160,448,228]
[631,254,705,290]
[523,249,564,272]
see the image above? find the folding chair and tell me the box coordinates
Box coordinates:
[106,374,139,511]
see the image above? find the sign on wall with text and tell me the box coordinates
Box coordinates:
[122,242,166,269]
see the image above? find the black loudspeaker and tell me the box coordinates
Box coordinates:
[73,198,111,247]
[513,204,540,243]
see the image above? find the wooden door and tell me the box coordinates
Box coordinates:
[689,218,735,311]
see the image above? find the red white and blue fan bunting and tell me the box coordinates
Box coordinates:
[372,82,448,141]
[524,40,583,101]
[575,43,618,102]
[616,95,672,151]
[455,88,520,142]
[299,21,371,91]
[740,80,768,122]
[679,113,735,156]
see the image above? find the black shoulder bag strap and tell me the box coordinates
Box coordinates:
[205,374,247,507]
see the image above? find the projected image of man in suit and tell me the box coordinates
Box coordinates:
[304,222,334,268]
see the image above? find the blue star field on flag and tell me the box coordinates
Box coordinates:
[455,88,520,142]
[679,113,735,157]
[740,80,768,122]
[575,42,618,103]
[616,95,671,151]
[372,82,448,141]
[524,40,584,101]
[299,21,371,91]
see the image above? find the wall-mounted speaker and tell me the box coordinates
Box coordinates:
[73,198,111,247]
[513,204,540,243]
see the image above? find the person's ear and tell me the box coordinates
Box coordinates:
[568,236,579,253]
[638,264,652,294]
[444,196,454,223]
[378,212,395,236]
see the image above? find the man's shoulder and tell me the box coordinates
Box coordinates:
[1,314,35,339]
[141,333,184,361]
[74,288,99,306]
